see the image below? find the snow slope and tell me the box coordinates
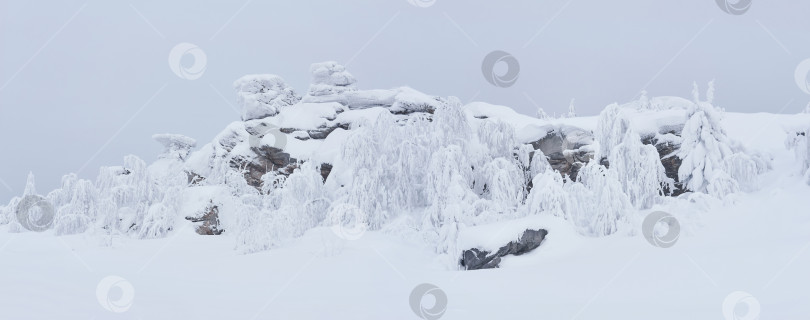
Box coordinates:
[1,154,809,319]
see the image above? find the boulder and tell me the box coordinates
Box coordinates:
[306,61,357,97]
[153,133,196,160]
[528,126,594,181]
[460,229,548,270]
[185,203,223,235]
[234,74,301,121]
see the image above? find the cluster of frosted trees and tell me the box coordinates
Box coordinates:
[0,135,194,244]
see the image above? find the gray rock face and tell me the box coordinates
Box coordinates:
[528,126,594,181]
[460,229,548,270]
[231,145,299,190]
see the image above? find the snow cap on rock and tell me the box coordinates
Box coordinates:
[153,133,197,160]
[307,61,357,97]
[234,74,301,121]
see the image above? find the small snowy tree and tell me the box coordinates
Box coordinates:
[433,97,471,147]
[565,162,632,236]
[786,127,810,184]
[608,131,668,209]
[677,100,734,193]
[536,107,549,119]
[480,158,524,210]
[525,169,568,219]
[279,162,330,235]
[567,98,577,118]
[54,179,97,235]
[529,148,551,179]
[595,103,630,160]
[477,120,518,159]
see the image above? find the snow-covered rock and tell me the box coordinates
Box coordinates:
[306,61,356,97]
[153,133,196,160]
[234,74,301,121]
[460,229,548,270]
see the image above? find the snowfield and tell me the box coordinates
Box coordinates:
[2,64,810,319]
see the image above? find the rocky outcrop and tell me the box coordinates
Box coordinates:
[459,229,548,270]
[528,126,594,181]
[153,134,196,160]
[232,145,298,189]
[185,203,223,235]
[234,74,301,121]
[305,61,357,97]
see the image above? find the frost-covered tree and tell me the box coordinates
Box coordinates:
[595,103,630,160]
[536,107,549,119]
[23,172,36,196]
[280,162,330,233]
[54,179,97,235]
[677,98,734,194]
[4,172,39,232]
[567,98,577,118]
[529,148,551,180]
[786,127,810,184]
[341,126,378,171]
[47,174,78,210]
[0,197,21,226]
[565,162,632,236]
[348,167,387,230]
[677,82,765,195]
[480,158,524,209]
[477,120,518,159]
[433,97,471,147]
[424,146,476,241]
[608,131,668,209]
[235,206,276,254]
[525,169,568,219]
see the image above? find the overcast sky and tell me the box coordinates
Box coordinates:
[1,0,809,202]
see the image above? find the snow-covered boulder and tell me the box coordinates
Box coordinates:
[306,61,356,97]
[153,133,196,160]
[234,74,301,121]
[300,62,443,113]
